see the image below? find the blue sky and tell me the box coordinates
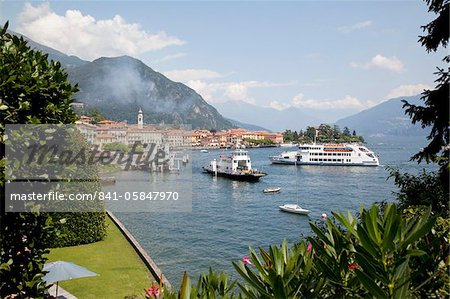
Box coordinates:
[1,1,445,122]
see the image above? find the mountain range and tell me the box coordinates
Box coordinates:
[17,31,427,135]
[16,31,233,130]
[68,55,233,129]
[214,102,323,132]
[335,95,427,137]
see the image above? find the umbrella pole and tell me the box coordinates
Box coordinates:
[56,281,59,298]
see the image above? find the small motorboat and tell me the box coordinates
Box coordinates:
[200,149,209,153]
[263,187,281,193]
[279,204,311,215]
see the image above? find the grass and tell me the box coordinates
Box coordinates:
[46,216,153,298]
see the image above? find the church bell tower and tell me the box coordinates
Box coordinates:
[137,108,143,129]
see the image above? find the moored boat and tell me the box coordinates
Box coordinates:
[263,187,281,193]
[279,204,311,215]
[202,150,267,182]
[270,143,379,166]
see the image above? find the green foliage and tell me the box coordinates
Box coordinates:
[0,21,105,297]
[48,212,107,248]
[281,129,298,143]
[232,241,322,298]
[0,212,59,297]
[80,107,106,123]
[401,0,449,197]
[152,270,236,299]
[388,167,448,216]
[103,141,129,153]
[0,24,77,127]
[283,124,365,144]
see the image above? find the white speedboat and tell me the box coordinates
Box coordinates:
[263,187,281,193]
[279,204,311,215]
[200,149,209,153]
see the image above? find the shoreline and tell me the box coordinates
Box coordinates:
[106,211,172,291]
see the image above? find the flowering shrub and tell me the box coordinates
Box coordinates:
[148,203,448,298]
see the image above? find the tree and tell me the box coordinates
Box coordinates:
[399,0,449,212]
[305,126,316,142]
[332,125,341,140]
[0,22,106,297]
[343,126,351,137]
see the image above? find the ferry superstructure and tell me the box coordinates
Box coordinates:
[203,150,267,181]
[269,143,379,166]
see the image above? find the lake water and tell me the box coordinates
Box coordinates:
[108,135,431,287]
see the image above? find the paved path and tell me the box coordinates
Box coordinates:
[48,284,78,299]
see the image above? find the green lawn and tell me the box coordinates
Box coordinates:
[46,216,153,298]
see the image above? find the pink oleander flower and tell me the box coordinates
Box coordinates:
[307,242,312,253]
[321,213,327,219]
[145,287,154,298]
[347,263,358,270]
[242,256,252,265]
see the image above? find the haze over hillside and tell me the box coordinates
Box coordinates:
[68,55,233,129]
[17,32,233,130]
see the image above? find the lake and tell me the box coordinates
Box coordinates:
[107,135,431,287]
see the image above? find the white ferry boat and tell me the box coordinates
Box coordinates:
[203,150,267,181]
[269,143,379,166]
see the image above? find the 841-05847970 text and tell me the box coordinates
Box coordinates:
[97,191,179,201]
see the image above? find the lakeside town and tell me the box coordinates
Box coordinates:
[75,109,284,149]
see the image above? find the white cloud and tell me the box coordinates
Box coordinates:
[224,83,251,102]
[162,69,298,105]
[17,3,185,60]
[269,101,290,111]
[385,84,431,99]
[269,94,375,111]
[184,80,256,104]
[157,53,187,63]
[163,69,223,82]
[338,20,372,33]
[351,54,404,72]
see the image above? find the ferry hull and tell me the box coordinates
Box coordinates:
[202,168,266,182]
[269,158,297,165]
[295,161,379,167]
